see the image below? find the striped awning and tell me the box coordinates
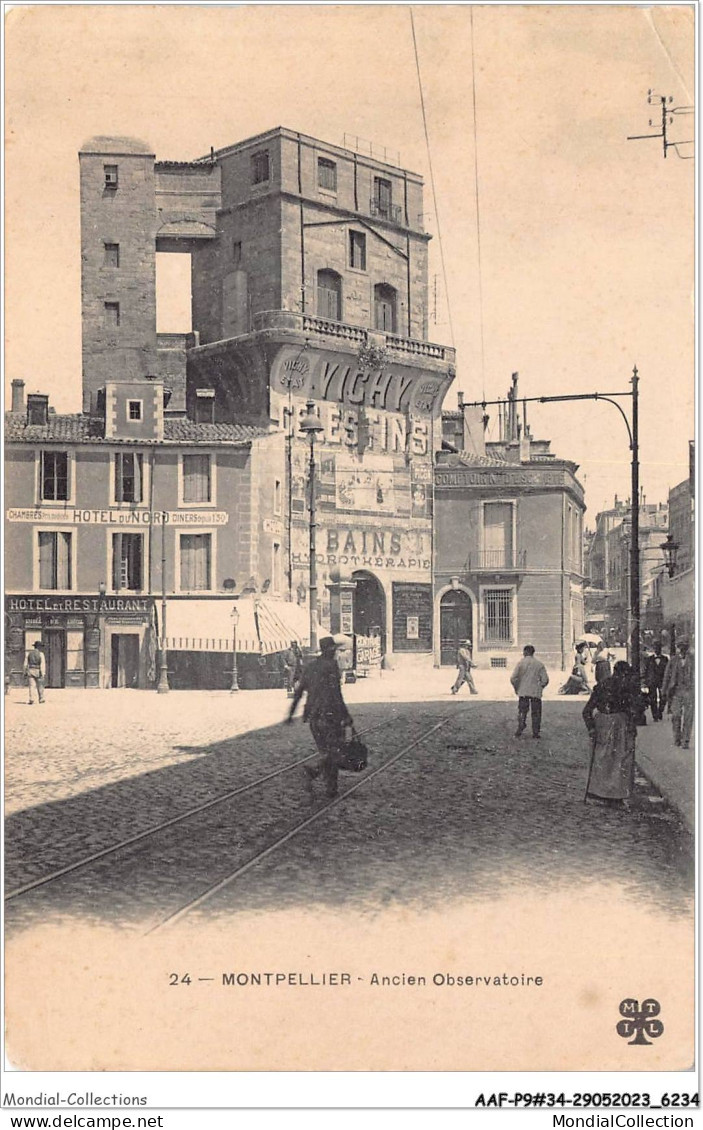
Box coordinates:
[163,597,310,653]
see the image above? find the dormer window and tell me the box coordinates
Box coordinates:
[128,400,142,421]
[104,164,118,188]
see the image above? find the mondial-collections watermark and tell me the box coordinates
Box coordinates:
[2,1094,147,1107]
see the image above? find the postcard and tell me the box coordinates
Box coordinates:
[3,1,695,1090]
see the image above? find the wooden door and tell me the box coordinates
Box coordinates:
[440,591,471,666]
[45,630,66,688]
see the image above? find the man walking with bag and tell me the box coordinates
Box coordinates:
[510,644,549,739]
[24,640,46,705]
[286,636,353,798]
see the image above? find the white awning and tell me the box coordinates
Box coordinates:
[163,597,310,653]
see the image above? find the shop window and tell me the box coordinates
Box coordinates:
[180,533,212,591]
[483,588,513,643]
[112,532,143,591]
[374,283,397,332]
[38,531,72,590]
[318,157,337,192]
[181,453,212,504]
[349,230,366,271]
[114,452,144,503]
[41,451,70,501]
[251,150,270,185]
[104,242,120,267]
[317,269,342,321]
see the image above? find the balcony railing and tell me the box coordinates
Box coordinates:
[466,549,527,571]
[369,198,404,224]
[251,310,454,363]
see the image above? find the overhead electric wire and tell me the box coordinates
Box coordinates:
[470,6,487,400]
[410,8,455,348]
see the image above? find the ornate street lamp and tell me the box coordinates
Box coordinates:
[230,604,240,693]
[660,534,680,578]
[299,399,325,654]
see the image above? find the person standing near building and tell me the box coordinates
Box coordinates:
[510,645,549,739]
[24,640,46,705]
[593,640,614,684]
[582,660,639,806]
[451,639,478,696]
[662,640,694,748]
[643,642,669,722]
[286,636,353,798]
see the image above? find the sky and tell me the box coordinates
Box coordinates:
[4,3,695,520]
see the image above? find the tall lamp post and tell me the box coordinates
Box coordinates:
[462,366,643,672]
[230,604,240,693]
[299,400,324,654]
[157,509,170,693]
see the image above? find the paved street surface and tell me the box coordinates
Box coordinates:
[5,665,694,934]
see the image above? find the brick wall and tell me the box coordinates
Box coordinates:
[80,149,158,411]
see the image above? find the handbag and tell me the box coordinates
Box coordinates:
[337,727,369,773]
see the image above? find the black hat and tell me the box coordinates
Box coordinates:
[319,636,338,653]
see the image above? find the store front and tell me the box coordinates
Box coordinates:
[5,594,154,689]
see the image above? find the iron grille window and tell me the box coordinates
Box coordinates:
[115,452,143,503]
[317,157,337,191]
[112,532,143,591]
[483,588,513,643]
[349,230,366,270]
[41,451,69,501]
[38,531,72,590]
[251,150,270,185]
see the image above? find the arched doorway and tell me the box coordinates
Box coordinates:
[352,571,386,655]
[439,589,472,665]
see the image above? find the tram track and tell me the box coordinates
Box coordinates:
[147,712,456,933]
[5,714,398,903]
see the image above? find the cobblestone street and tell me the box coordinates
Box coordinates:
[5,666,694,934]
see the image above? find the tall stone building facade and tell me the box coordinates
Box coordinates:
[77,129,456,660]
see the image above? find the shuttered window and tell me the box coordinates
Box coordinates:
[182,454,211,503]
[180,534,212,591]
[482,502,513,568]
[374,284,397,332]
[38,531,72,590]
[317,157,337,191]
[317,270,342,321]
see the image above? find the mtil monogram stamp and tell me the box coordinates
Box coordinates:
[616,998,664,1045]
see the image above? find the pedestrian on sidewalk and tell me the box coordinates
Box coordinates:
[510,645,549,738]
[24,641,46,705]
[283,640,304,697]
[593,640,614,684]
[582,660,638,806]
[451,639,478,696]
[662,640,694,748]
[643,642,668,722]
[285,636,353,798]
[559,643,591,694]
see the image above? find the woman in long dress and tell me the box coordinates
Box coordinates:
[582,661,638,805]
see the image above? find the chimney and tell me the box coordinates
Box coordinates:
[457,391,464,410]
[26,393,49,426]
[11,379,25,413]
